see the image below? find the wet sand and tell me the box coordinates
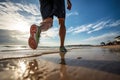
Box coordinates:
[0,47,120,80]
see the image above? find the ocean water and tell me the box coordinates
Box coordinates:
[0,45,29,50]
[0,45,60,59]
[0,45,57,52]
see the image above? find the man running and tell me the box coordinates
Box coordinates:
[28,0,72,52]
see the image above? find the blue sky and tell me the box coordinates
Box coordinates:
[0,0,120,46]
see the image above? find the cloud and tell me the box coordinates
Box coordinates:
[108,20,120,27]
[0,29,27,45]
[41,27,59,39]
[0,1,42,32]
[67,19,120,34]
[87,20,110,34]
[83,32,119,44]
[67,24,93,34]
[66,11,79,17]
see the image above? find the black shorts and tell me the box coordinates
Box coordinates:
[39,0,65,20]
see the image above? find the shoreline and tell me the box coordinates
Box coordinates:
[101,45,120,49]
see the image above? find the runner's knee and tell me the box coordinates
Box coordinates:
[58,18,65,27]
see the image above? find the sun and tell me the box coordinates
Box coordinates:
[12,22,30,32]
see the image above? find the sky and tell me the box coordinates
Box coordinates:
[0,0,120,46]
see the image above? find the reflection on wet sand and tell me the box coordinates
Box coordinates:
[59,52,69,80]
[22,59,41,80]
[21,52,69,80]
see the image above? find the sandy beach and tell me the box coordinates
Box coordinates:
[0,46,120,80]
[101,45,120,49]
